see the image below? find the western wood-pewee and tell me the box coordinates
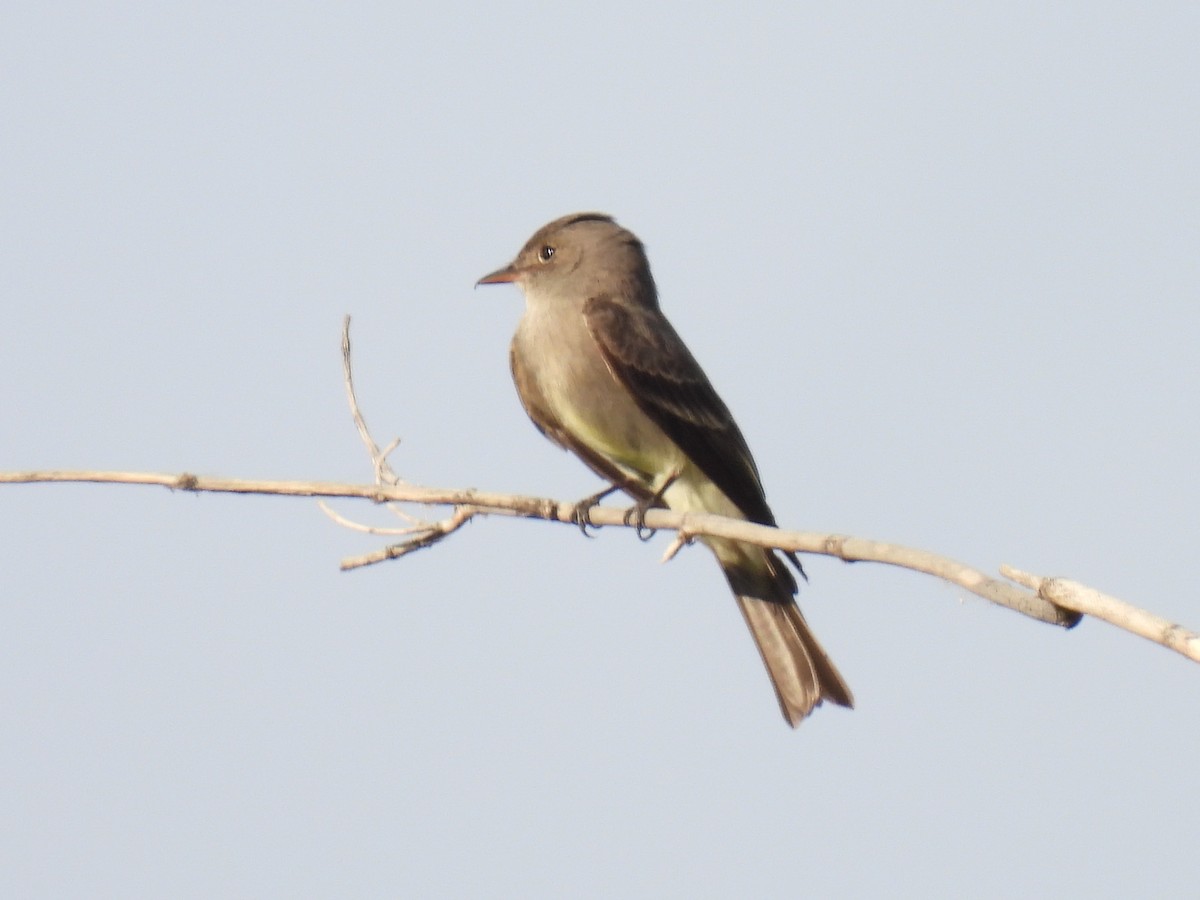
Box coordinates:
[478,212,852,726]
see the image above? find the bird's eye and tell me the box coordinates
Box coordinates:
[538,245,555,262]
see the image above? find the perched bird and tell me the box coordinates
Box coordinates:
[477,213,852,726]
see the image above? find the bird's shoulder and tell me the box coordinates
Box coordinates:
[583,294,731,430]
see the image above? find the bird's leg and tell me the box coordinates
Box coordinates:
[623,470,679,542]
[571,484,621,537]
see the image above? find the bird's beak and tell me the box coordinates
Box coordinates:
[476,264,520,287]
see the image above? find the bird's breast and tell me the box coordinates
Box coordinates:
[513,305,681,479]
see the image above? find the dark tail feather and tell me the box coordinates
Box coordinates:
[724,562,854,727]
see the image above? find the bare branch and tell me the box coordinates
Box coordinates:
[12,467,1194,657]
[1003,565,1200,664]
[3,318,1192,678]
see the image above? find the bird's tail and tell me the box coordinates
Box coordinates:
[723,560,854,727]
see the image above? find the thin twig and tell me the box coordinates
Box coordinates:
[336,316,438,534]
[341,314,401,486]
[661,531,692,564]
[317,500,428,537]
[341,505,477,570]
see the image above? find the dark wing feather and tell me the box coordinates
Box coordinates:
[583,295,777,528]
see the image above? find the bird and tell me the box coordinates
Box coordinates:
[477,212,852,726]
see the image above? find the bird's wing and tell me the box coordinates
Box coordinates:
[583,295,776,528]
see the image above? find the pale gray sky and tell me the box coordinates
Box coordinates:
[3,4,1198,898]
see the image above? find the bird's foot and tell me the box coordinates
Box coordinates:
[621,471,679,542]
[571,484,620,537]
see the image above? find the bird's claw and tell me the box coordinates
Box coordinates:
[571,485,619,538]
[620,471,679,542]
[622,502,658,541]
